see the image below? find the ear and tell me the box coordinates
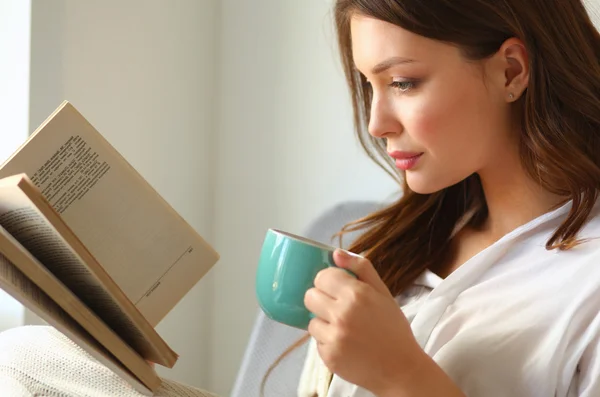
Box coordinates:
[498,38,529,102]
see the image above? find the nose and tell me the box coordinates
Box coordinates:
[368,95,403,139]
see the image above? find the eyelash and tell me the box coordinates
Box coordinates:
[364,79,419,94]
[389,80,417,93]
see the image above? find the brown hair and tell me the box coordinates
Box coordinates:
[261,0,600,394]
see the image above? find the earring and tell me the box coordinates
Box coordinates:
[509,93,515,100]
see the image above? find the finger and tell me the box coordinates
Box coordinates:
[333,249,392,297]
[314,266,356,298]
[304,287,335,322]
[307,316,330,344]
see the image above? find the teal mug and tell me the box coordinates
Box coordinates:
[255,228,356,330]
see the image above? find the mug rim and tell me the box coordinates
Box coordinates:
[269,228,336,252]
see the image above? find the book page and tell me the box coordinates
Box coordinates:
[0,174,177,367]
[0,202,161,391]
[0,205,139,339]
[0,253,153,396]
[0,101,219,326]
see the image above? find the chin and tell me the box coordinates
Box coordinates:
[405,173,450,195]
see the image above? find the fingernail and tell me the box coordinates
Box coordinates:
[337,249,363,259]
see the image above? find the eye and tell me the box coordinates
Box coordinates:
[390,79,417,93]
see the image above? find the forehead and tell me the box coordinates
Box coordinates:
[350,15,457,73]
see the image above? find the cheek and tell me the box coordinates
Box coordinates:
[401,93,462,149]
[405,79,494,157]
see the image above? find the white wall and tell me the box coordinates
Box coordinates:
[29,0,220,387]
[211,0,398,394]
[0,0,31,163]
[0,0,31,332]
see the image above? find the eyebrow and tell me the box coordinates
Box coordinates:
[371,57,417,74]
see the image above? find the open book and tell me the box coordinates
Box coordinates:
[0,101,220,395]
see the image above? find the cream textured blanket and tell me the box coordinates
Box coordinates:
[0,326,219,397]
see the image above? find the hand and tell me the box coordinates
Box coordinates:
[304,249,425,395]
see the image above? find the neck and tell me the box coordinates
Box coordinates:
[477,155,564,241]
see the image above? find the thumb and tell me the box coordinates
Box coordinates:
[333,249,392,297]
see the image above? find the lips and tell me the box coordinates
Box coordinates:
[388,151,423,171]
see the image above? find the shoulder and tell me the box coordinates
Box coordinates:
[561,202,600,270]
[533,199,600,265]
[579,201,600,240]
[542,206,600,317]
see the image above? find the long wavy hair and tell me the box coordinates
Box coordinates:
[261,0,600,394]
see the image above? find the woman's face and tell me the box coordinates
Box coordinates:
[351,15,519,194]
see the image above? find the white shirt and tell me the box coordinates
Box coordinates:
[304,200,600,397]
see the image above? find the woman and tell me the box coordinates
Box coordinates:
[298,0,600,396]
